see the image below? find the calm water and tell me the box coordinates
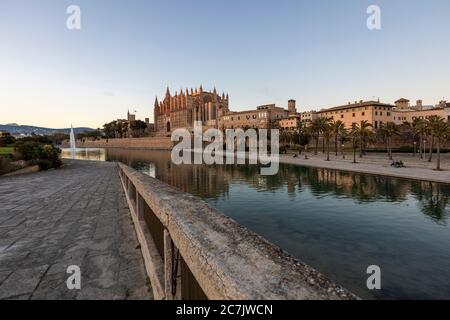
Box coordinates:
[62,148,450,299]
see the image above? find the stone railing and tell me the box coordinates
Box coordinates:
[117,162,357,300]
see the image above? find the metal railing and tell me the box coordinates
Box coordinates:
[117,162,356,300]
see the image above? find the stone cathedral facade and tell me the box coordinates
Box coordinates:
[154,86,229,135]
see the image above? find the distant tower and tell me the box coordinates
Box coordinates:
[288,99,297,113]
[127,110,136,121]
[394,98,410,109]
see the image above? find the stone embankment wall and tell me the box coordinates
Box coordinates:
[65,137,173,150]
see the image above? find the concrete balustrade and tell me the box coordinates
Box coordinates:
[117,162,357,300]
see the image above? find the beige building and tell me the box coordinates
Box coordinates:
[317,100,394,129]
[278,114,301,131]
[300,111,318,124]
[218,104,289,130]
[392,98,450,124]
[392,108,448,125]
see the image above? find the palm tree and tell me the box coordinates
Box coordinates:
[322,122,333,161]
[349,123,360,163]
[400,121,414,154]
[427,116,449,170]
[412,118,427,159]
[339,129,349,159]
[295,121,309,154]
[332,120,346,156]
[358,120,373,158]
[310,117,329,155]
[426,115,441,162]
[379,122,399,160]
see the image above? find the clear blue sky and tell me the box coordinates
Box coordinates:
[1,0,449,128]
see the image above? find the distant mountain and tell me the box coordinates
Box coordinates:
[0,124,95,136]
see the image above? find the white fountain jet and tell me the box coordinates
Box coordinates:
[70,125,76,159]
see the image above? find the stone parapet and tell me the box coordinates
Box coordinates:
[118,162,357,300]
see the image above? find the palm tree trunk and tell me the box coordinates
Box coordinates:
[359,137,363,158]
[326,138,330,161]
[386,139,389,158]
[436,139,441,170]
[335,133,338,156]
[362,137,367,155]
[419,132,423,159]
[322,138,325,154]
[428,135,434,162]
[389,137,393,160]
[353,145,357,163]
[314,136,319,155]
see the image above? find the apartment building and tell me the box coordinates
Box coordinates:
[317,100,394,129]
[218,104,289,130]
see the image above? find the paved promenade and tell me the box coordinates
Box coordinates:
[281,152,450,184]
[0,160,150,300]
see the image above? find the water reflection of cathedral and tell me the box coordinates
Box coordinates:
[105,149,450,222]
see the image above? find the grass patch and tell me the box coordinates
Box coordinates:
[0,147,14,155]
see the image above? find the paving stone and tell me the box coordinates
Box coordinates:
[0,265,49,299]
[0,160,150,300]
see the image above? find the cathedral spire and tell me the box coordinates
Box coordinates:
[165,86,171,97]
[154,96,159,108]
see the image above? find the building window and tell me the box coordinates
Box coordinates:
[387,112,391,116]
[341,114,344,119]
[380,112,383,116]
[375,121,378,129]
[375,111,378,116]
[352,113,355,117]
[362,112,365,116]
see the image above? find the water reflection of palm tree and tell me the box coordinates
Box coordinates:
[411,181,450,223]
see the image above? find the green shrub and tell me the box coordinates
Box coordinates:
[0,156,13,175]
[0,135,16,147]
[15,141,43,160]
[37,159,53,171]
[15,142,62,169]
[41,144,62,168]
